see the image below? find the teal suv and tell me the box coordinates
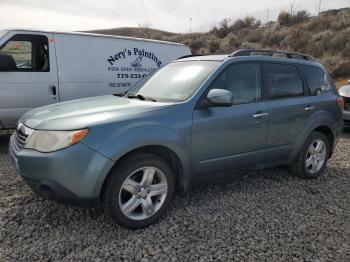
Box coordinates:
[9,49,344,228]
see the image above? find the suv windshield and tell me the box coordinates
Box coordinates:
[127,61,220,102]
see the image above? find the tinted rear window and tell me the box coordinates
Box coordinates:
[265,64,304,99]
[299,65,332,96]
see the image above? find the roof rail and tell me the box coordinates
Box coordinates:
[176,54,209,60]
[229,49,316,62]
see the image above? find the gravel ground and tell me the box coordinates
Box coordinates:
[0,132,350,261]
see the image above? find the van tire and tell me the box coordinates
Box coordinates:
[290,132,330,179]
[102,152,175,229]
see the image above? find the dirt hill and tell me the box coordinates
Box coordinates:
[89,27,180,40]
[89,8,350,81]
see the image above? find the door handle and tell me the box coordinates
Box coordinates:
[304,106,315,111]
[253,112,269,118]
[49,85,57,99]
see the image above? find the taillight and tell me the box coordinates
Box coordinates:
[336,97,344,111]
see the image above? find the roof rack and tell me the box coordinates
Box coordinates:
[229,49,316,62]
[176,54,209,60]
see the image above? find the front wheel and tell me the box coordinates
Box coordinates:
[290,132,330,179]
[102,153,175,229]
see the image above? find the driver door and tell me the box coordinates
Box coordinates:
[191,62,269,176]
[0,32,58,128]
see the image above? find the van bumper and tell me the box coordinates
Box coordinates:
[9,134,115,208]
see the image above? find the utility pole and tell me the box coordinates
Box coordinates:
[290,0,296,15]
[266,9,270,24]
[318,0,322,15]
[189,18,192,35]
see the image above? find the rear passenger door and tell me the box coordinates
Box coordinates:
[262,63,311,161]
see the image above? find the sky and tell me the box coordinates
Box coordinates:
[0,0,349,33]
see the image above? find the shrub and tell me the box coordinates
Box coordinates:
[207,36,221,53]
[230,16,261,31]
[211,18,230,38]
[277,11,292,26]
[219,33,241,53]
[239,41,262,49]
[245,29,263,43]
[278,10,310,26]
[320,54,346,76]
[293,10,310,24]
[333,60,350,78]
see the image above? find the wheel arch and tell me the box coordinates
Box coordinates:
[99,144,188,200]
[290,119,337,162]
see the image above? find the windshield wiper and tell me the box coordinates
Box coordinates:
[113,92,127,97]
[127,93,157,102]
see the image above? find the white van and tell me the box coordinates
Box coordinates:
[0,29,191,129]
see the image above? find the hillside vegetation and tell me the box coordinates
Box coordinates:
[90,8,350,79]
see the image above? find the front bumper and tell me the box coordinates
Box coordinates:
[9,133,115,207]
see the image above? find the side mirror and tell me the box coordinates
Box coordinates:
[206,89,233,107]
[0,53,17,71]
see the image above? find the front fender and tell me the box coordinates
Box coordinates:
[83,125,192,184]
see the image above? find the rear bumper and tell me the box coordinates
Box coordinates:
[343,111,350,128]
[9,133,115,208]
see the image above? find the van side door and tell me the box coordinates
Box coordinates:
[191,62,269,176]
[0,32,58,128]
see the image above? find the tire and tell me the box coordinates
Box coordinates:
[290,131,330,179]
[102,152,175,229]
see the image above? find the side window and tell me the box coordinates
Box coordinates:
[1,40,32,69]
[265,63,304,99]
[0,34,49,72]
[299,65,332,96]
[209,63,260,104]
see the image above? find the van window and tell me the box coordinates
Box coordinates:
[209,63,260,104]
[1,41,33,69]
[299,65,331,96]
[265,63,304,99]
[0,34,49,72]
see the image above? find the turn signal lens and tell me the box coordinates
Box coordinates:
[71,129,89,145]
[336,97,344,111]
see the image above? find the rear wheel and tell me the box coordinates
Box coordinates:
[102,153,175,229]
[290,132,330,179]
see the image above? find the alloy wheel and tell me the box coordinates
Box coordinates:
[118,167,168,220]
[305,139,327,174]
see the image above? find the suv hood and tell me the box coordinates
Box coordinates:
[21,95,171,130]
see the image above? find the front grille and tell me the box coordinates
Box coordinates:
[14,123,33,150]
[15,129,29,149]
[344,96,350,111]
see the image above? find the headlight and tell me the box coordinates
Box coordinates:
[24,129,88,152]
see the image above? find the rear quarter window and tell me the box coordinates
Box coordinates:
[299,65,332,96]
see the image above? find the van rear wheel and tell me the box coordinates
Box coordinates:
[290,132,330,179]
[102,153,175,229]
